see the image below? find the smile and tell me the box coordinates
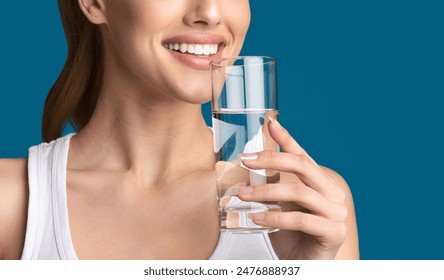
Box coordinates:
[162,34,227,70]
[163,43,220,57]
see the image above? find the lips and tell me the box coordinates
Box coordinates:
[162,34,227,70]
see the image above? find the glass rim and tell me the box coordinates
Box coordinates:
[210,56,276,68]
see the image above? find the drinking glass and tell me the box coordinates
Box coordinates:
[210,56,280,233]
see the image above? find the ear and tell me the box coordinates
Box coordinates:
[78,0,107,24]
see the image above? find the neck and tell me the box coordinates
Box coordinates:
[69,88,214,187]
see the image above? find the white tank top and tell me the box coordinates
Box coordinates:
[20,133,278,260]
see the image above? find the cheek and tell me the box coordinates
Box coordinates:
[237,1,251,34]
[224,1,251,54]
[104,5,167,82]
[105,1,167,57]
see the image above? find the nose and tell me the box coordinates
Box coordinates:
[183,0,222,29]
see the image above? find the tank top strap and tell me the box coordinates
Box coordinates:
[21,133,78,260]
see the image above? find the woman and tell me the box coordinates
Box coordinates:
[0,0,359,259]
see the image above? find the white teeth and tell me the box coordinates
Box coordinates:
[194,45,203,55]
[165,42,219,56]
[188,44,195,54]
[203,45,211,55]
[179,43,188,53]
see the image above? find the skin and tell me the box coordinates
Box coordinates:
[0,0,359,259]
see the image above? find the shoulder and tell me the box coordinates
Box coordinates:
[0,158,28,198]
[0,158,29,259]
[0,158,28,177]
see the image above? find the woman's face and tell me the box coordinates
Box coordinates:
[101,0,251,104]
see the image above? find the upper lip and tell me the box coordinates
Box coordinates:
[162,33,227,47]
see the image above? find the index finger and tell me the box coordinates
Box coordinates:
[267,115,316,164]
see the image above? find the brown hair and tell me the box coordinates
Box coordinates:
[42,0,104,142]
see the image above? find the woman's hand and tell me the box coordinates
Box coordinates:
[238,117,357,260]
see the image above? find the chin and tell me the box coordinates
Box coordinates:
[179,91,212,105]
[170,76,212,104]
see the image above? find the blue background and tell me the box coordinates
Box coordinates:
[1,1,443,259]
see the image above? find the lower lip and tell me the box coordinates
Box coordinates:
[167,47,224,71]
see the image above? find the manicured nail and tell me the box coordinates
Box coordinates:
[238,186,254,194]
[240,153,259,161]
[249,213,266,221]
[268,116,282,128]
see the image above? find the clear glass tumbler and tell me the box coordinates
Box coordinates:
[210,56,280,233]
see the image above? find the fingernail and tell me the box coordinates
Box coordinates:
[249,213,266,221]
[268,116,282,129]
[240,153,259,161]
[238,186,254,194]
